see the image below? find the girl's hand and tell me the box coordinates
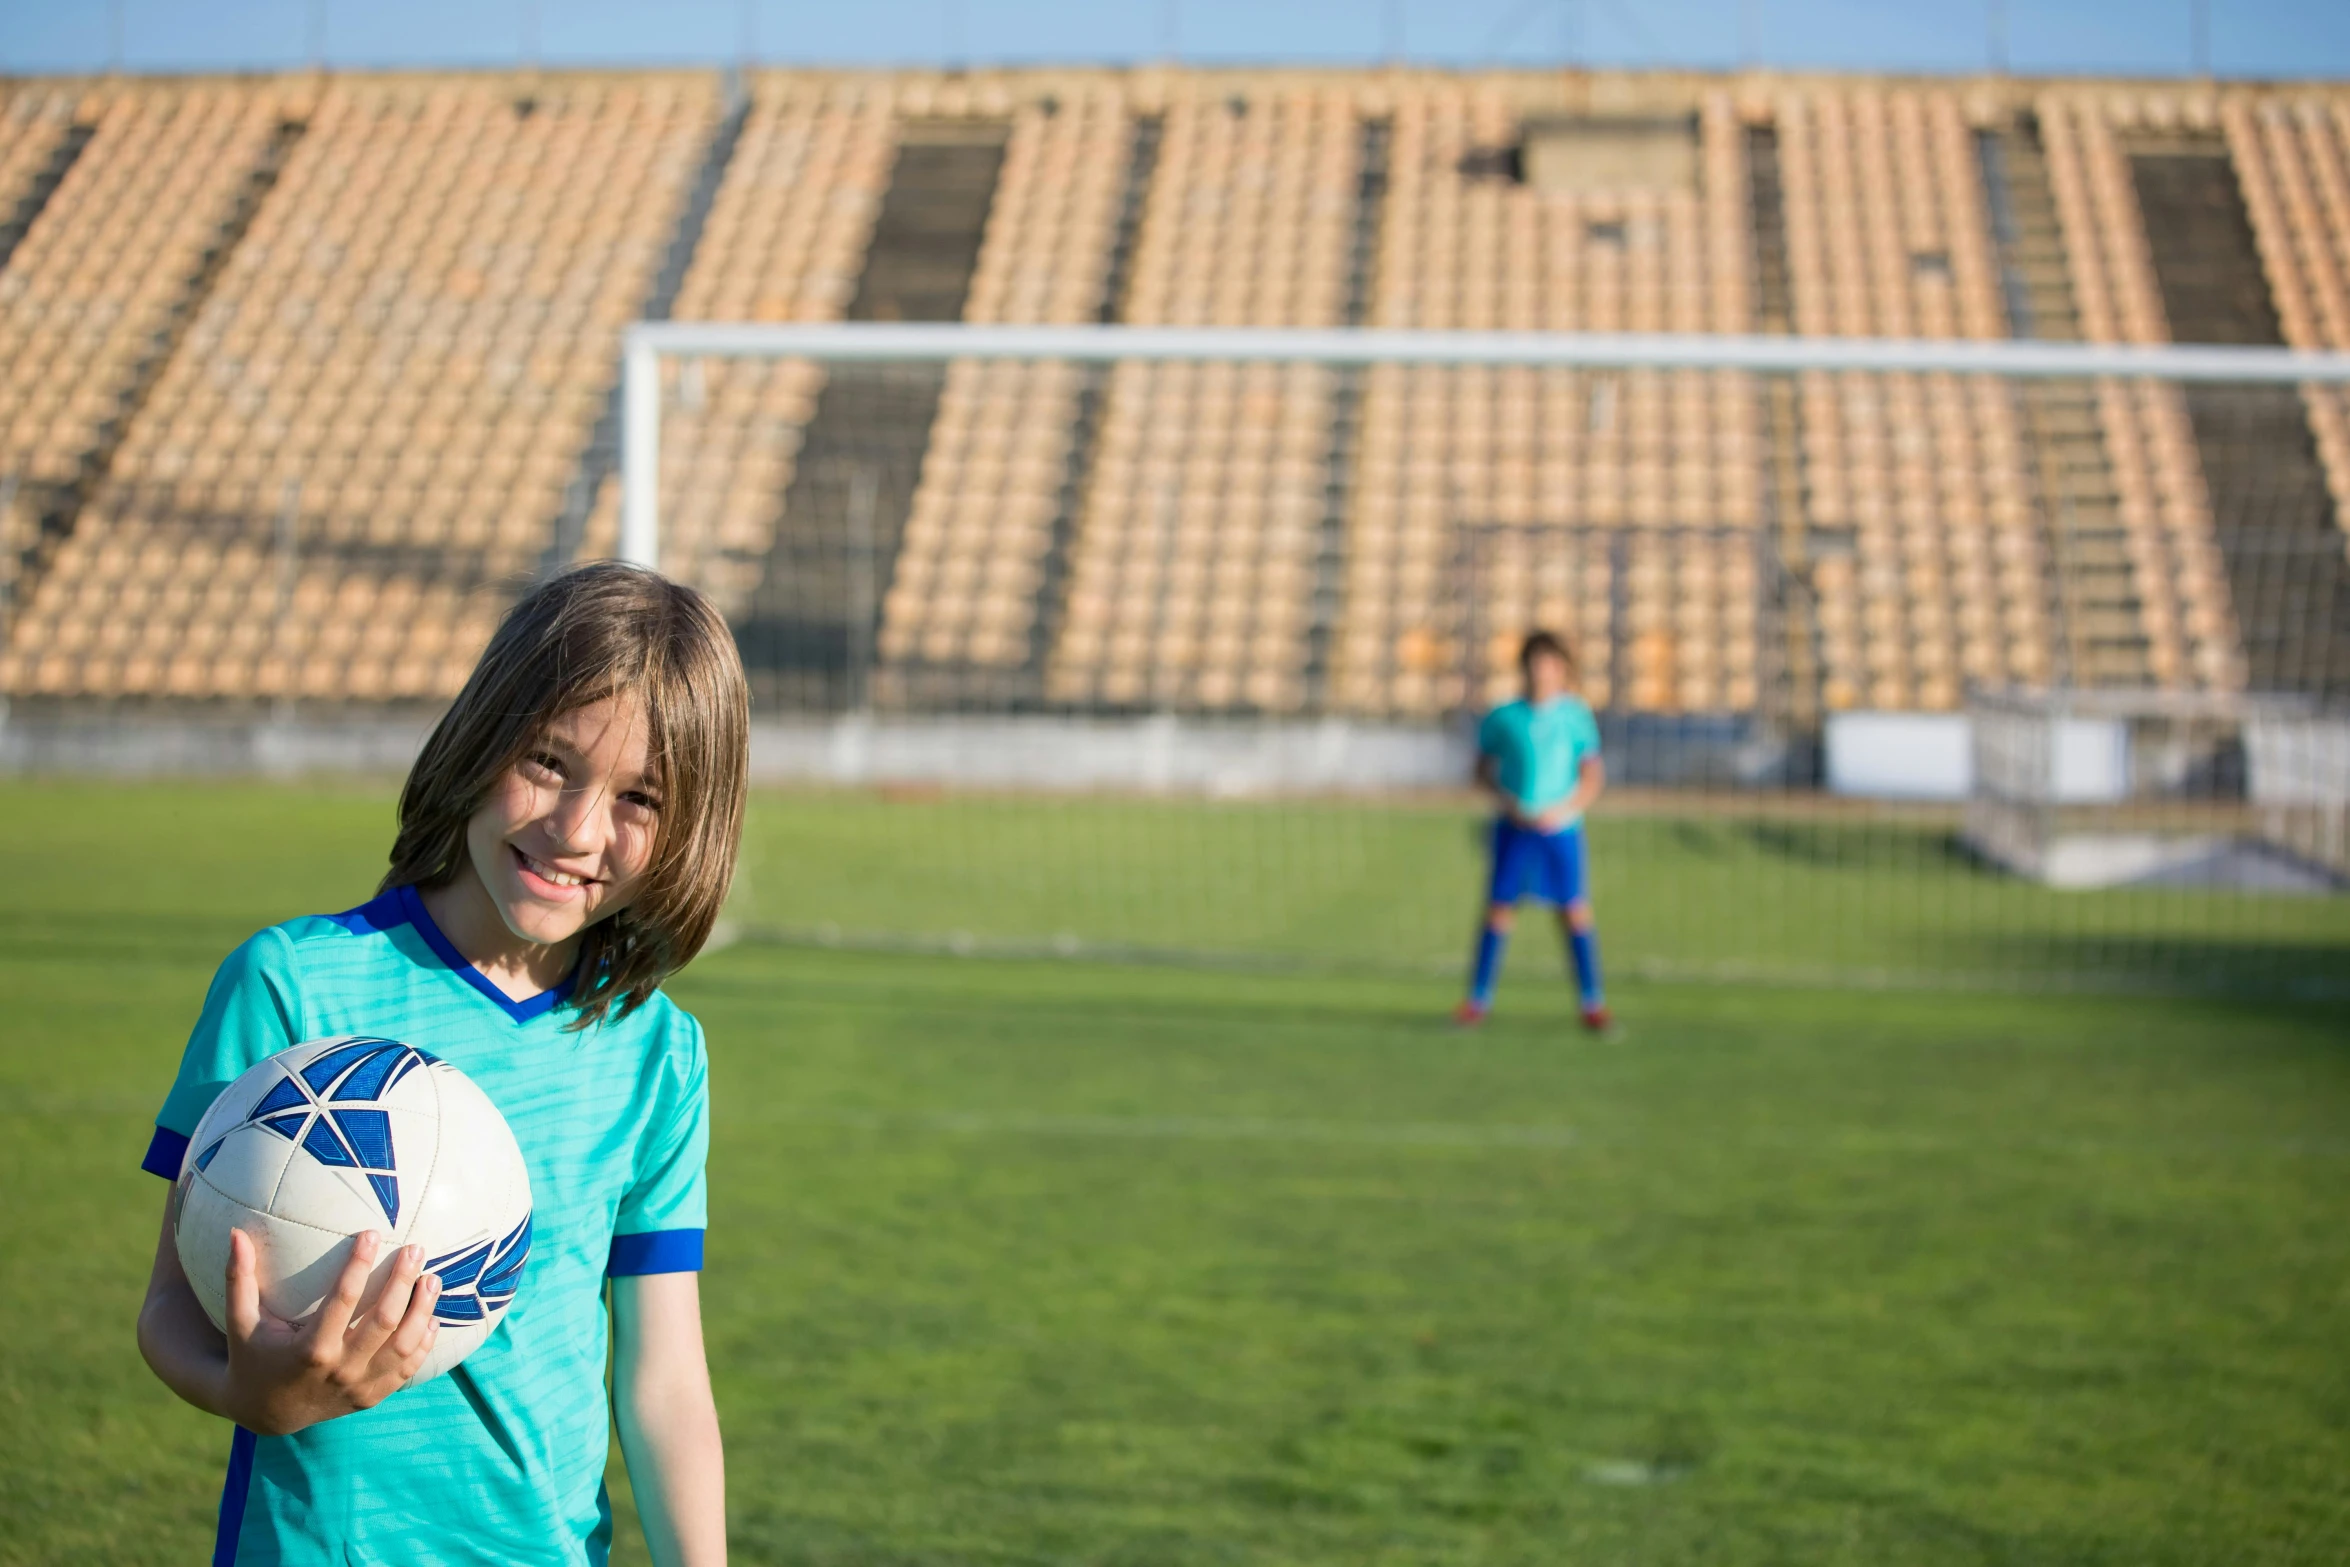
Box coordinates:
[221,1228,442,1436]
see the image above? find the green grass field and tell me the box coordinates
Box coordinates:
[4,780,2348,1564]
[735,790,2350,993]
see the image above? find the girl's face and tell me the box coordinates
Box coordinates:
[463,693,663,950]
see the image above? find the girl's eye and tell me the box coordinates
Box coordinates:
[620,790,663,814]
[521,751,566,782]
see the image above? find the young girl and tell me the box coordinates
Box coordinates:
[135,563,748,1567]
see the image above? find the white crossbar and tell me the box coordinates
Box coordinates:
[617,322,2350,569]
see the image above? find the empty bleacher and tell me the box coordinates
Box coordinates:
[2206,96,2350,692]
[2035,92,2246,694]
[0,83,302,698]
[1046,82,1364,712]
[3,74,710,702]
[599,79,899,620]
[1775,86,2057,713]
[0,66,2345,719]
[1335,86,1760,718]
[880,86,1132,690]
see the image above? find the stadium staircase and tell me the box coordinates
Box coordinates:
[736,118,1008,711]
[1300,113,1390,707]
[0,121,89,274]
[2130,135,2350,697]
[1743,122,1824,739]
[1981,117,2151,690]
[1019,109,1163,702]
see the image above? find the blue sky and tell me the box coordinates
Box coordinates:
[4,0,2347,81]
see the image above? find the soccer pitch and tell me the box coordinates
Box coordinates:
[3,781,2347,1564]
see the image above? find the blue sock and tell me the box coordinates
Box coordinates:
[1568,926,1603,1010]
[1469,927,1507,1007]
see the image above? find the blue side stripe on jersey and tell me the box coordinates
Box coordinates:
[212,1426,256,1567]
[391,884,575,1025]
[607,1229,704,1276]
[142,1124,190,1180]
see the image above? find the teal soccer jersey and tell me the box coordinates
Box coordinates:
[140,884,710,1567]
[1477,695,1602,817]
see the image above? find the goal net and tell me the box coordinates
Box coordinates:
[613,323,2350,994]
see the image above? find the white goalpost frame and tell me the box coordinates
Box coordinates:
[615,323,2350,570]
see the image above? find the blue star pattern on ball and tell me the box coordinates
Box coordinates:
[190,1037,438,1225]
[425,1212,534,1324]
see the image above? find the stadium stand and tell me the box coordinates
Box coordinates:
[2213,93,2350,690]
[0,83,302,698]
[0,67,2345,718]
[1045,82,1363,712]
[882,83,1130,681]
[588,77,899,617]
[1335,86,1759,717]
[2034,92,2245,693]
[1773,86,2055,714]
[3,74,710,700]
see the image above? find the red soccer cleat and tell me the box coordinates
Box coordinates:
[1453,999,1489,1027]
[1579,1004,1612,1034]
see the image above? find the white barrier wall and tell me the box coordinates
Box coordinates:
[747,715,1472,796]
[1824,713,1973,800]
[1830,712,2133,803]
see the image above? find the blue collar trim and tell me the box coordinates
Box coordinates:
[325,885,572,1024]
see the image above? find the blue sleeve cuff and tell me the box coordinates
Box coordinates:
[607,1228,704,1276]
[142,1125,190,1180]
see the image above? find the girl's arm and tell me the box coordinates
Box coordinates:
[137,1191,442,1435]
[612,1272,727,1567]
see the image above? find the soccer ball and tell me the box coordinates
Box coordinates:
[173,1036,533,1386]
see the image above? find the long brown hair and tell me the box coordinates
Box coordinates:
[384,563,750,1028]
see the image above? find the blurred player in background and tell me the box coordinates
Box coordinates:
[1455,630,1610,1033]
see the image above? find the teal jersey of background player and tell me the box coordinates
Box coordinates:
[1476,695,1603,819]
[140,884,710,1567]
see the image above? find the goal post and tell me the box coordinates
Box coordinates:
[609,321,2350,994]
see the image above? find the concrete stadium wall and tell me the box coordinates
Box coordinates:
[0,709,1787,793]
[0,708,1472,794]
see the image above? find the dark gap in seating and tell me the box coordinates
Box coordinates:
[0,120,92,276]
[1984,115,2141,690]
[1744,120,1823,745]
[1302,113,1393,708]
[1020,112,1167,704]
[2131,142,2350,697]
[737,119,1010,713]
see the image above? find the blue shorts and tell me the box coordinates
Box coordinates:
[1486,818,1589,907]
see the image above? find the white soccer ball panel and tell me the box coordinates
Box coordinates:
[406,1316,497,1385]
[185,1119,301,1214]
[174,1174,244,1331]
[177,1180,400,1331]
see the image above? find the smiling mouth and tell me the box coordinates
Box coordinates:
[513,845,596,895]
